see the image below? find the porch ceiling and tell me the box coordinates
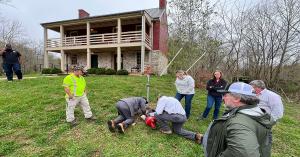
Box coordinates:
[46,17,143,32]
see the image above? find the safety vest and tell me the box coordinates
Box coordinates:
[63,73,86,98]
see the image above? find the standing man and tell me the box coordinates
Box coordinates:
[201,82,275,157]
[249,80,284,121]
[154,96,202,143]
[63,66,96,127]
[107,97,148,133]
[0,44,23,81]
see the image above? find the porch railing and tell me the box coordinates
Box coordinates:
[90,32,117,45]
[46,31,151,48]
[145,33,151,47]
[121,31,142,43]
[46,38,60,48]
[63,35,87,46]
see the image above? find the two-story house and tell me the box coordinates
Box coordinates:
[41,0,168,74]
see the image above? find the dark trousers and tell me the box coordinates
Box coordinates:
[3,63,23,81]
[114,101,134,128]
[155,112,196,140]
[175,92,194,119]
[202,94,222,119]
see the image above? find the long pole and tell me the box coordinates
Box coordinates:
[186,51,207,72]
[160,47,184,76]
[146,74,150,102]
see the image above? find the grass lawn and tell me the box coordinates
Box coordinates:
[0,75,299,156]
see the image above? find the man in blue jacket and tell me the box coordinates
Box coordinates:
[0,44,23,81]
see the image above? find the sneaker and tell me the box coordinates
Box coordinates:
[107,120,115,132]
[195,133,203,144]
[116,123,125,134]
[197,116,205,121]
[160,129,172,134]
[86,116,97,122]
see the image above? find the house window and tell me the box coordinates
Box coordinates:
[71,55,77,65]
[137,52,141,66]
[136,25,141,31]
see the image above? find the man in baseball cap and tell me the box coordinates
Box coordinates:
[201,82,275,157]
[62,65,96,127]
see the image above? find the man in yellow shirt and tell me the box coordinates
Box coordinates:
[63,66,95,126]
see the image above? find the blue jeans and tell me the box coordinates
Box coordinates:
[175,92,194,119]
[202,94,222,119]
[3,63,23,81]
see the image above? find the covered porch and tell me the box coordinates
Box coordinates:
[49,46,151,73]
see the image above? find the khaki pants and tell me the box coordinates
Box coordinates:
[66,94,93,122]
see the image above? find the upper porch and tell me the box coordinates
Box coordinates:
[42,12,153,51]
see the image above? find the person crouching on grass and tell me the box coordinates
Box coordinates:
[154,95,202,144]
[63,66,96,127]
[107,97,148,133]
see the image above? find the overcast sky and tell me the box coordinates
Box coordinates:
[0,0,159,41]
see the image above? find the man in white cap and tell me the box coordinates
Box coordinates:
[249,80,284,122]
[201,82,275,157]
[63,65,96,127]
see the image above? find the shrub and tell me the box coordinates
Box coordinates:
[87,68,97,74]
[95,68,106,75]
[42,68,62,74]
[42,68,52,74]
[116,69,129,75]
[50,68,62,74]
[105,68,116,75]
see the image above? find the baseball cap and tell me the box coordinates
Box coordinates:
[218,82,256,96]
[73,65,87,72]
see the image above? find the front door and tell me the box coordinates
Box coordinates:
[91,55,98,68]
[114,54,123,70]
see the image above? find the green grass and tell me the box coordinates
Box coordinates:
[0,75,299,156]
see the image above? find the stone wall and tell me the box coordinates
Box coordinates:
[150,50,168,75]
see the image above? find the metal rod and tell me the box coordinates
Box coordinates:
[160,47,184,76]
[186,51,207,72]
[146,74,150,102]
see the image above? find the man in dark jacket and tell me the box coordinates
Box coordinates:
[107,97,148,133]
[201,82,275,157]
[0,44,23,81]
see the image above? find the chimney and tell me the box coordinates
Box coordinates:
[159,0,167,9]
[78,9,90,19]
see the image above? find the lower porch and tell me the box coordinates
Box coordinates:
[50,47,153,74]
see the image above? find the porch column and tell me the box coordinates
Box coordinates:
[60,50,65,71]
[60,25,64,47]
[87,22,90,46]
[43,27,49,68]
[87,48,91,69]
[117,18,121,44]
[141,15,146,73]
[149,23,153,64]
[117,47,121,70]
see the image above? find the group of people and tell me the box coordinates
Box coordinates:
[0,44,23,81]
[63,66,284,156]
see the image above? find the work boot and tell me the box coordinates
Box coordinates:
[160,129,172,134]
[116,123,125,134]
[195,133,203,144]
[107,120,115,132]
[86,116,97,122]
[69,119,78,127]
